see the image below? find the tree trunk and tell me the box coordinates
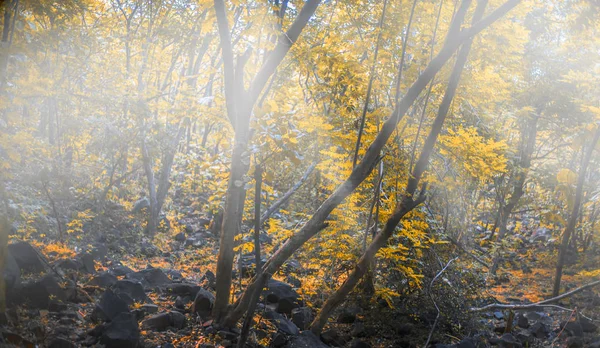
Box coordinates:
[553,126,600,296]
[309,0,485,334]
[224,0,521,328]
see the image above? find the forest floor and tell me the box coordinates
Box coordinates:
[4,193,600,348]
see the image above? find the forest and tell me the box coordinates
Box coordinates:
[1,0,600,347]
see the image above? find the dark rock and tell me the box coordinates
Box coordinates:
[170,311,186,329]
[93,289,130,322]
[350,340,371,348]
[286,331,329,348]
[566,336,584,348]
[263,310,299,336]
[529,322,548,338]
[8,241,46,274]
[264,279,299,306]
[337,307,361,324]
[191,288,215,315]
[291,307,313,331]
[272,332,287,347]
[54,258,80,273]
[493,311,505,320]
[142,312,172,331]
[515,330,534,345]
[140,242,159,257]
[20,275,67,309]
[113,280,147,303]
[49,300,68,312]
[142,304,159,314]
[87,272,118,288]
[456,337,477,348]
[516,314,529,329]
[497,333,521,348]
[320,328,345,346]
[126,268,171,287]
[277,298,296,315]
[175,232,186,242]
[166,283,201,297]
[589,339,600,348]
[110,265,134,277]
[201,270,216,290]
[100,312,140,348]
[562,321,584,337]
[175,296,191,310]
[578,317,598,333]
[218,330,237,341]
[47,337,76,348]
[78,253,96,273]
[132,197,150,213]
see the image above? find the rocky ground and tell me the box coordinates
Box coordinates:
[3,199,600,347]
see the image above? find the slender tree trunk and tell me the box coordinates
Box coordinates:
[212,0,323,322]
[226,0,522,328]
[553,126,600,296]
[237,165,263,348]
[309,0,484,334]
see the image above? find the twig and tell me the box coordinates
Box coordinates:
[424,257,458,348]
[471,279,600,311]
[552,307,576,345]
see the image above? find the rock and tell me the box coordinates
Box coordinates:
[8,241,46,274]
[78,252,96,273]
[126,268,171,287]
[170,311,186,329]
[277,297,296,315]
[175,232,186,242]
[113,280,147,303]
[337,307,361,324]
[515,330,534,345]
[590,338,600,348]
[100,312,140,348]
[263,310,299,336]
[93,289,130,322]
[286,275,302,288]
[4,249,20,290]
[493,311,504,320]
[272,332,288,347]
[142,304,159,314]
[87,272,118,288]
[320,328,345,346]
[578,317,598,333]
[47,337,77,348]
[110,265,135,277]
[191,288,215,315]
[350,340,371,348]
[166,283,201,297]
[263,279,299,306]
[20,275,67,309]
[566,336,584,348]
[142,312,172,331]
[516,314,529,329]
[132,197,150,213]
[54,258,80,273]
[286,331,329,348]
[201,270,216,290]
[529,322,548,338]
[562,321,584,337]
[140,242,159,257]
[291,307,313,331]
[456,338,477,348]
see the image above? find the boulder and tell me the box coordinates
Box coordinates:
[142,311,186,331]
[100,312,140,348]
[93,289,130,322]
[191,288,215,315]
[47,337,77,348]
[77,253,96,274]
[110,265,135,277]
[8,241,46,274]
[165,283,201,297]
[113,280,147,303]
[20,275,67,309]
[263,310,299,336]
[291,307,313,331]
[126,268,171,287]
[263,279,299,305]
[87,272,118,288]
